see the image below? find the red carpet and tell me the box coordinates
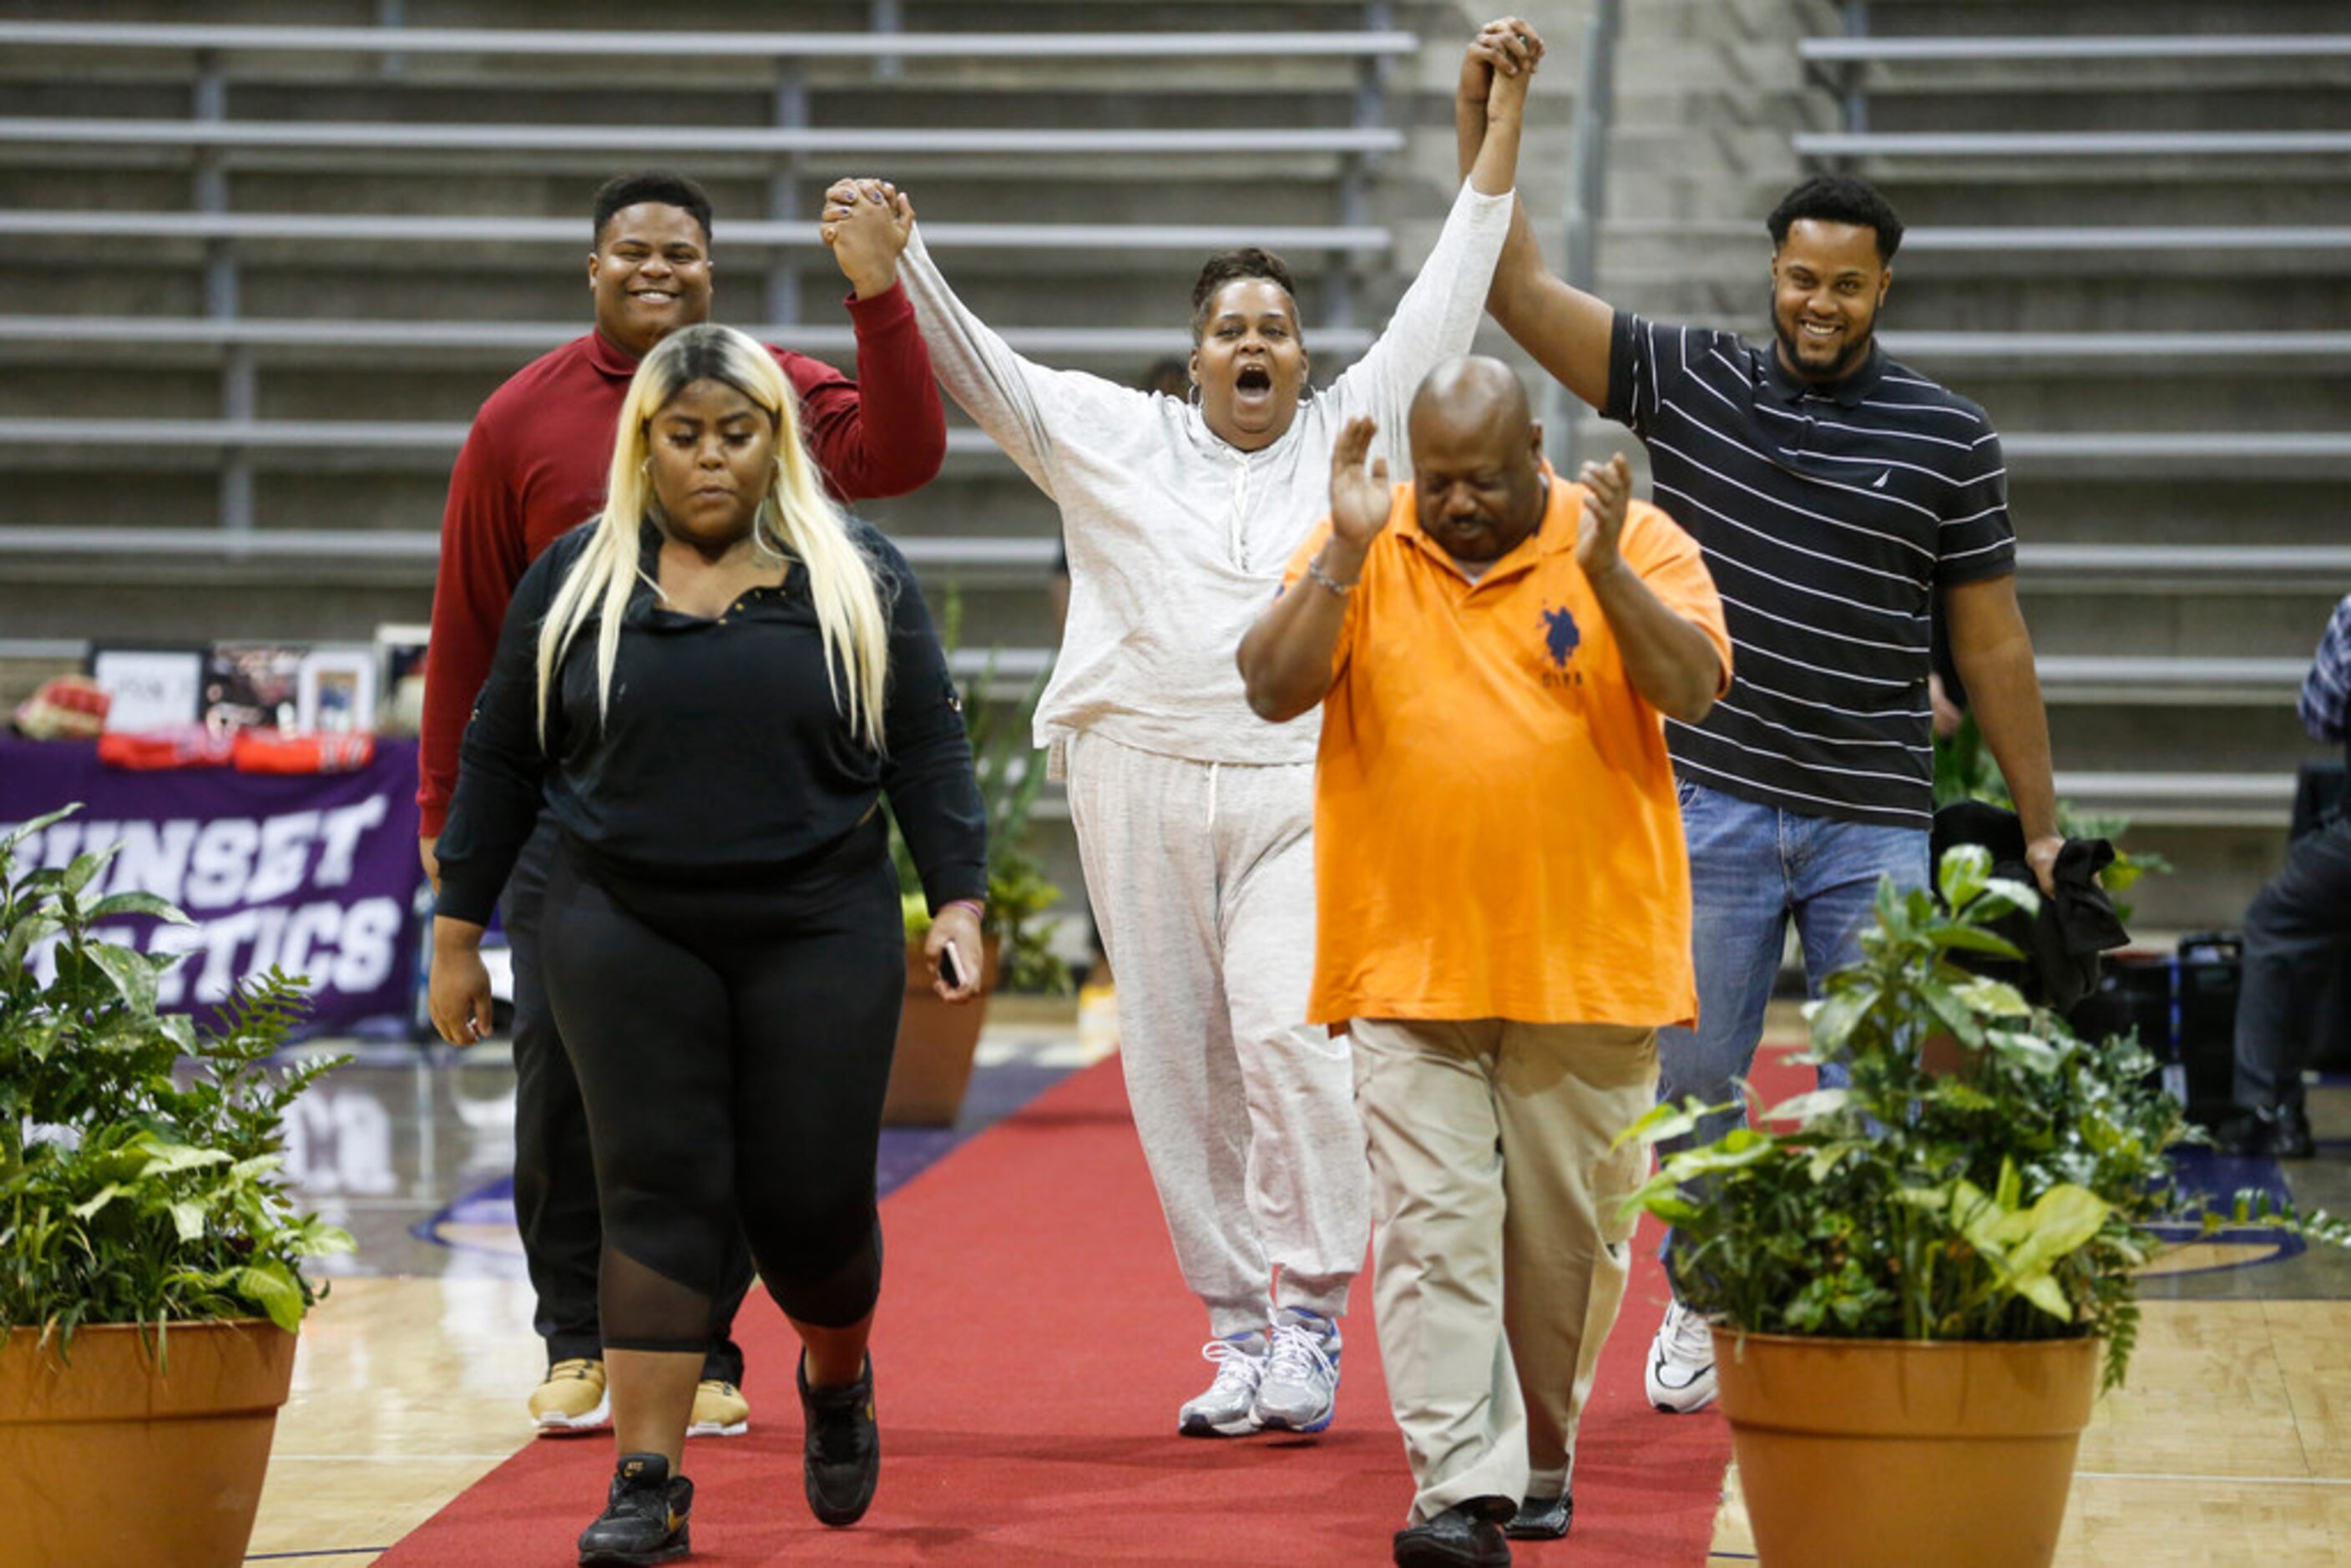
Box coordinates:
[378,1049,1807,1565]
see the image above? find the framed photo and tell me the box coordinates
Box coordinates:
[86,645,207,733]
[205,642,307,734]
[373,622,431,736]
[297,646,378,736]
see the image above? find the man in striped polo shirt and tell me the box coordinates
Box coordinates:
[1461,73,2065,1419]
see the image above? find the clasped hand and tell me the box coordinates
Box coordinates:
[821,177,917,299]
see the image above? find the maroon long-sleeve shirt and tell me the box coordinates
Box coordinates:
[417,283,945,836]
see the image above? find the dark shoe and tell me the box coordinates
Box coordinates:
[799,1352,879,1527]
[2222,1106,2317,1160]
[1503,1491,1572,1540]
[1393,1497,1514,1566]
[578,1452,691,1566]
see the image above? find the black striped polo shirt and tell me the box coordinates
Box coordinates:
[1603,311,2015,828]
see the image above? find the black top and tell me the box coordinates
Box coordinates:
[435,518,988,924]
[1605,311,2017,828]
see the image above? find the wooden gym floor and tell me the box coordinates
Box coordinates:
[239,999,2351,1565]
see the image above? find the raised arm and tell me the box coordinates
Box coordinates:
[879,185,1130,501]
[1455,30,1615,411]
[1327,24,1531,433]
[797,177,948,502]
[1238,417,1392,722]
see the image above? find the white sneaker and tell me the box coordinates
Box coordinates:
[1177,1330,1267,1437]
[1645,1299,1718,1414]
[1254,1308,1341,1433]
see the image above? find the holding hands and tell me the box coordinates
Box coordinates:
[822,176,918,299]
[1460,17,1544,121]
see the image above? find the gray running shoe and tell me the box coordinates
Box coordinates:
[1177,1329,1268,1437]
[1254,1307,1341,1433]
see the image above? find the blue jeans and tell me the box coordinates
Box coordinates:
[1656,781,1929,1273]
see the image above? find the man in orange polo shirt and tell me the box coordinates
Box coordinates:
[1237,357,1729,1567]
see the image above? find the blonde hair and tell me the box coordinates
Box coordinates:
[534,323,892,750]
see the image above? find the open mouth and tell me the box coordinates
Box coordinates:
[1235,363,1273,395]
[633,290,679,306]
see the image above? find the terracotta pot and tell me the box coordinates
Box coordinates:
[1712,1328,2100,1568]
[0,1318,299,1567]
[882,934,999,1126]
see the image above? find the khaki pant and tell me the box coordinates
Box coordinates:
[1351,1018,1658,1521]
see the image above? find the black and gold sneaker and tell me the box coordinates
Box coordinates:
[798,1352,880,1527]
[578,1451,691,1566]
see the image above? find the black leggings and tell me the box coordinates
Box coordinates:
[539,820,905,1352]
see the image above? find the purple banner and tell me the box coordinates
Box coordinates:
[0,736,425,1032]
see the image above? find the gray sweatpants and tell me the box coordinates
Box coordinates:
[1063,729,1371,1338]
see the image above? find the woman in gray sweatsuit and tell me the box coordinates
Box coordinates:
[826,20,1538,1442]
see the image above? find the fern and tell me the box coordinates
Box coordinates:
[1,807,354,1353]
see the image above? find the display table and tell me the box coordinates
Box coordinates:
[0,736,426,1032]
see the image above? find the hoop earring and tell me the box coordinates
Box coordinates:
[1187,382,1202,409]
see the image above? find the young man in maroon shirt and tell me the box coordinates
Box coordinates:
[417,170,946,1438]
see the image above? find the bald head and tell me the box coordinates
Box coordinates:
[1408,355,1532,445]
[1406,357,1548,565]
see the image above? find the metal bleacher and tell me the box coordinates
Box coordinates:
[0,4,1464,859]
[1782,2,2351,919]
[0,8,1434,660]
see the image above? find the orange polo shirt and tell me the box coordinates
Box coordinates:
[1282,471,1732,1028]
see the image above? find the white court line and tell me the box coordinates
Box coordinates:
[2075,1470,2351,1487]
[270,1453,521,1462]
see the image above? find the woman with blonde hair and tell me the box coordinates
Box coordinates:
[429,321,986,1565]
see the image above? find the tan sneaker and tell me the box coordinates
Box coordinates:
[688,1378,751,1439]
[528,1358,610,1435]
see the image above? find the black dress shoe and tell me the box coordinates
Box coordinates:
[798,1352,879,1527]
[1503,1491,1572,1540]
[1393,1497,1514,1566]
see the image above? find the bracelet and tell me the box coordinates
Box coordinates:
[1305,550,1358,599]
[940,898,987,923]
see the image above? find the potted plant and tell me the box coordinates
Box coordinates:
[884,639,1069,1125]
[1,805,354,1567]
[1620,843,2341,1568]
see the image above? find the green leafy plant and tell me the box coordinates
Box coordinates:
[891,591,1069,994]
[1619,844,2346,1391]
[1,806,355,1357]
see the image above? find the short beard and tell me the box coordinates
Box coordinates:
[1771,296,1875,384]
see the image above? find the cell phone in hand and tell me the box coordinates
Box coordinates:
[940,940,966,990]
